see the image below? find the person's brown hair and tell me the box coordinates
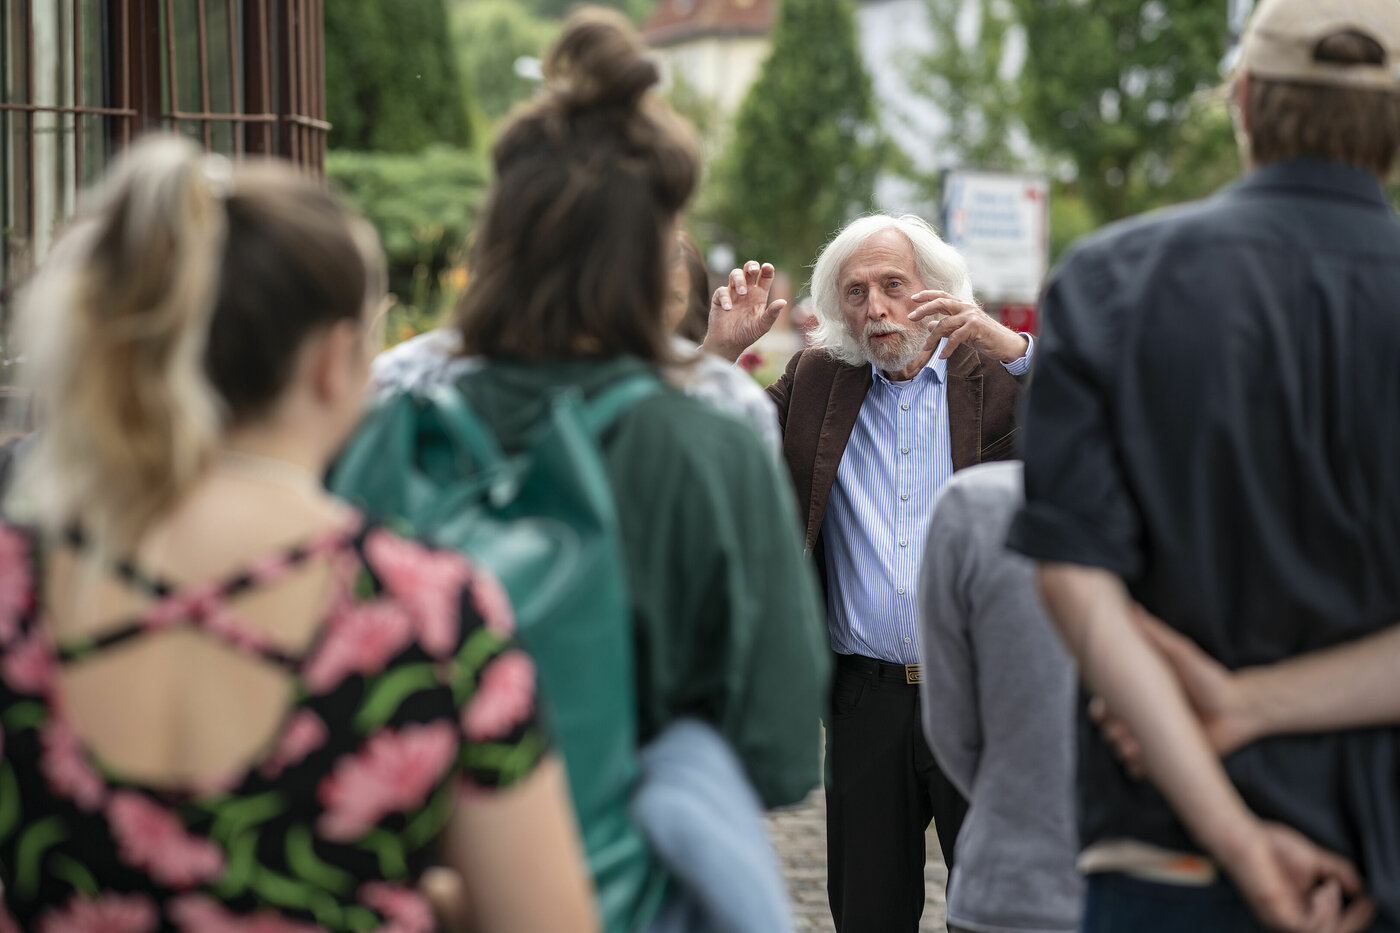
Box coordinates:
[673,231,711,344]
[13,135,376,550]
[455,6,701,362]
[1246,31,1400,176]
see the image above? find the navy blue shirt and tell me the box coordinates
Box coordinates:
[1009,161,1400,920]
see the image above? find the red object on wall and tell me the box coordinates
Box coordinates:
[996,303,1039,335]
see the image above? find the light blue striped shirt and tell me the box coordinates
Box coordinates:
[823,336,1034,663]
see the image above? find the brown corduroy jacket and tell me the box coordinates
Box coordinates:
[765,345,1024,566]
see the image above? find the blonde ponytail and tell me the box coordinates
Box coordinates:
[12,135,228,551]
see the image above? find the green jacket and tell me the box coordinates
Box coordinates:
[455,357,830,810]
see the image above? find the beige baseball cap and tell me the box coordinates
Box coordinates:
[1239,0,1400,90]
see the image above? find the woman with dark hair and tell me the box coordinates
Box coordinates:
[371,7,828,932]
[0,136,596,932]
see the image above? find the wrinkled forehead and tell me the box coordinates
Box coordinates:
[838,228,922,287]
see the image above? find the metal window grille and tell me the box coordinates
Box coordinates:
[1,0,327,310]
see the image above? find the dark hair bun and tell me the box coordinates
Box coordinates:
[545,7,660,111]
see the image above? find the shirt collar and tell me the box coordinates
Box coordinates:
[871,338,949,387]
[1234,159,1390,211]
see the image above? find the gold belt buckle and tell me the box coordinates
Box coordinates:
[905,663,921,685]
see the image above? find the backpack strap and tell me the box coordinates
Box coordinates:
[426,384,507,471]
[577,371,662,439]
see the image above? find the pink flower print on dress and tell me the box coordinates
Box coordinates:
[360,883,436,933]
[0,526,31,646]
[107,791,225,889]
[316,722,458,842]
[168,896,323,933]
[364,530,472,658]
[36,892,159,933]
[2,626,54,695]
[41,719,106,811]
[469,568,515,638]
[259,710,329,779]
[461,650,536,742]
[303,600,414,694]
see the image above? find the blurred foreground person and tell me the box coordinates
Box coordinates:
[1009,0,1400,929]
[356,9,828,932]
[919,462,1082,933]
[0,136,595,932]
[666,232,711,344]
[705,215,1035,932]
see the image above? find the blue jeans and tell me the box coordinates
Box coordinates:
[1080,873,1270,933]
[1082,872,1398,933]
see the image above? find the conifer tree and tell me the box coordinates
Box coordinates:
[325,0,472,152]
[707,0,886,280]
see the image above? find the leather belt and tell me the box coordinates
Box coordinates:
[836,652,922,685]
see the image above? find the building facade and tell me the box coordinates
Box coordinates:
[2,0,328,306]
[642,0,775,142]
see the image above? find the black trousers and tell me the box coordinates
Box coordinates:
[825,654,968,933]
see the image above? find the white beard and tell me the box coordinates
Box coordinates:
[859,321,925,372]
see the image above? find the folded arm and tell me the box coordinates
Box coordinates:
[1038,563,1371,933]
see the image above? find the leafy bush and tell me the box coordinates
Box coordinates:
[327,146,490,341]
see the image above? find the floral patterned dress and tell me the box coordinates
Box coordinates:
[0,516,547,933]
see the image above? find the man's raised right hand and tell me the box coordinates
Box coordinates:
[701,260,787,364]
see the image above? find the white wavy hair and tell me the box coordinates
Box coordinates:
[808,214,975,367]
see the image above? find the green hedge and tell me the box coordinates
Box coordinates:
[327,146,490,339]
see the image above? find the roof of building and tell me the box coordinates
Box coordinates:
[641,0,777,47]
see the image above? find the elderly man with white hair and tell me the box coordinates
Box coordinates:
[704,214,1035,932]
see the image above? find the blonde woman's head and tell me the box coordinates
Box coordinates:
[13,135,383,550]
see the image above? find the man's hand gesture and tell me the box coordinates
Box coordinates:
[701,261,787,363]
[909,290,1028,364]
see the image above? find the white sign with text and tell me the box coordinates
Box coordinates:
[943,171,1049,304]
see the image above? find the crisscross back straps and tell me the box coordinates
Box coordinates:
[55,517,363,668]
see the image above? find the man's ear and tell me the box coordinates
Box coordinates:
[1234,71,1251,135]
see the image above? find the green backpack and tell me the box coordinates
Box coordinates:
[327,371,668,932]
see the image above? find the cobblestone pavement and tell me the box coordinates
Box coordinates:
[766,788,948,932]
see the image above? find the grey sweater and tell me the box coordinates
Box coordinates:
[919,462,1083,933]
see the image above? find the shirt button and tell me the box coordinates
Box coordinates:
[903,636,911,644]
[901,493,910,501]
[897,588,906,595]
[901,447,910,454]
[899,540,907,547]
[901,403,910,411]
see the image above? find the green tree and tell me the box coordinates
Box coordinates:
[451,0,556,122]
[909,0,1021,171]
[915,0,1237,228]
[325,0,472,152]
[451,0,649,28]
[1011,0,1233,221]
[705,0,886,278]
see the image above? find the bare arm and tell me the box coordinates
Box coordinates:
[1039,564,1371,933]
[1122,612,1400,755]
[443,756,599,933]
[1236,624,1400,737]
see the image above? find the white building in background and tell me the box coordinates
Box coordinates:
[643,0,777,134]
